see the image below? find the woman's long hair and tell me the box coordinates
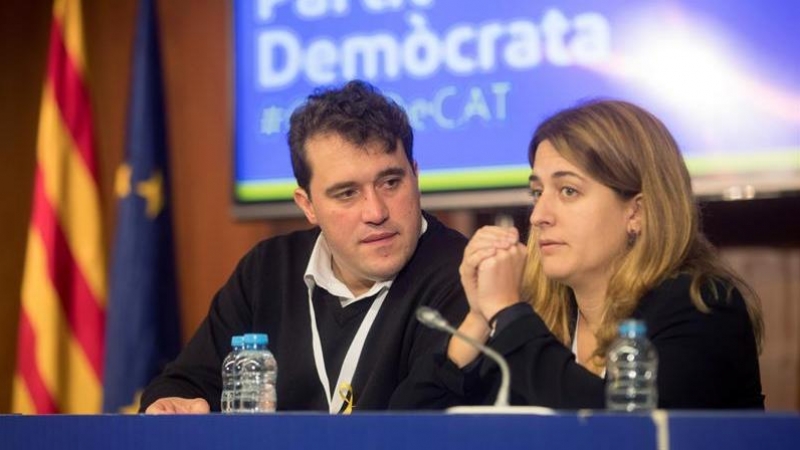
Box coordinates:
[522,100,763,367]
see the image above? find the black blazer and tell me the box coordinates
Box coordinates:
[391,274,764,410]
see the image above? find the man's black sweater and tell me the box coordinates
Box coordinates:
[140,212,468,412]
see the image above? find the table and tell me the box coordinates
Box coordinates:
[2,410,798,449]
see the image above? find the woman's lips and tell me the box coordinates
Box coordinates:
[538,239,565,253]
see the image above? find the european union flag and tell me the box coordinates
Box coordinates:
[103,0,181,413]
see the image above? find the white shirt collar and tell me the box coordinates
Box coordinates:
[304,216,428,306]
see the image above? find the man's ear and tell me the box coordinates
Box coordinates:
[293,187,318,225]
[627,193,644,233]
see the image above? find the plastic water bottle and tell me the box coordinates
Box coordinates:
[605,319,658,411]
[237,333,278,413]
[220,335,244,414]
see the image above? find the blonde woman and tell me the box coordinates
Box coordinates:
[392,100,764,409]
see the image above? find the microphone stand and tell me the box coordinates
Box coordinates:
[417,306,554,415]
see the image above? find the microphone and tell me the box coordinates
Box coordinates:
[416,306,510,407]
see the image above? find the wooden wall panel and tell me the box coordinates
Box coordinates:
[722,248,800,410]
[158,0,264,337]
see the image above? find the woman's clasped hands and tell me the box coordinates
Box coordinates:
[459,225,527,324]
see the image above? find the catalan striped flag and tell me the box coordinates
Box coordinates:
[103,0,181,413]
[13,0,106,414]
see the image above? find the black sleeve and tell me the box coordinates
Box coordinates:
[389,303,603,410]
[490,302,533,336]
[389,349,483,410]
[486,307,605,409]
[387,280,471,410]
[139,247,261,412]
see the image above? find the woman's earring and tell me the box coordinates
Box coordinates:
[627,229,639,247]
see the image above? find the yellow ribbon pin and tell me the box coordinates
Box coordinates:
[338,382,355,414]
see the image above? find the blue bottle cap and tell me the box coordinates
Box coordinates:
[618,319,646,336]
[253,333,269,346]
[231,335,244,347]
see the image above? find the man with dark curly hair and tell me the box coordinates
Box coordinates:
[141,81,468,413]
